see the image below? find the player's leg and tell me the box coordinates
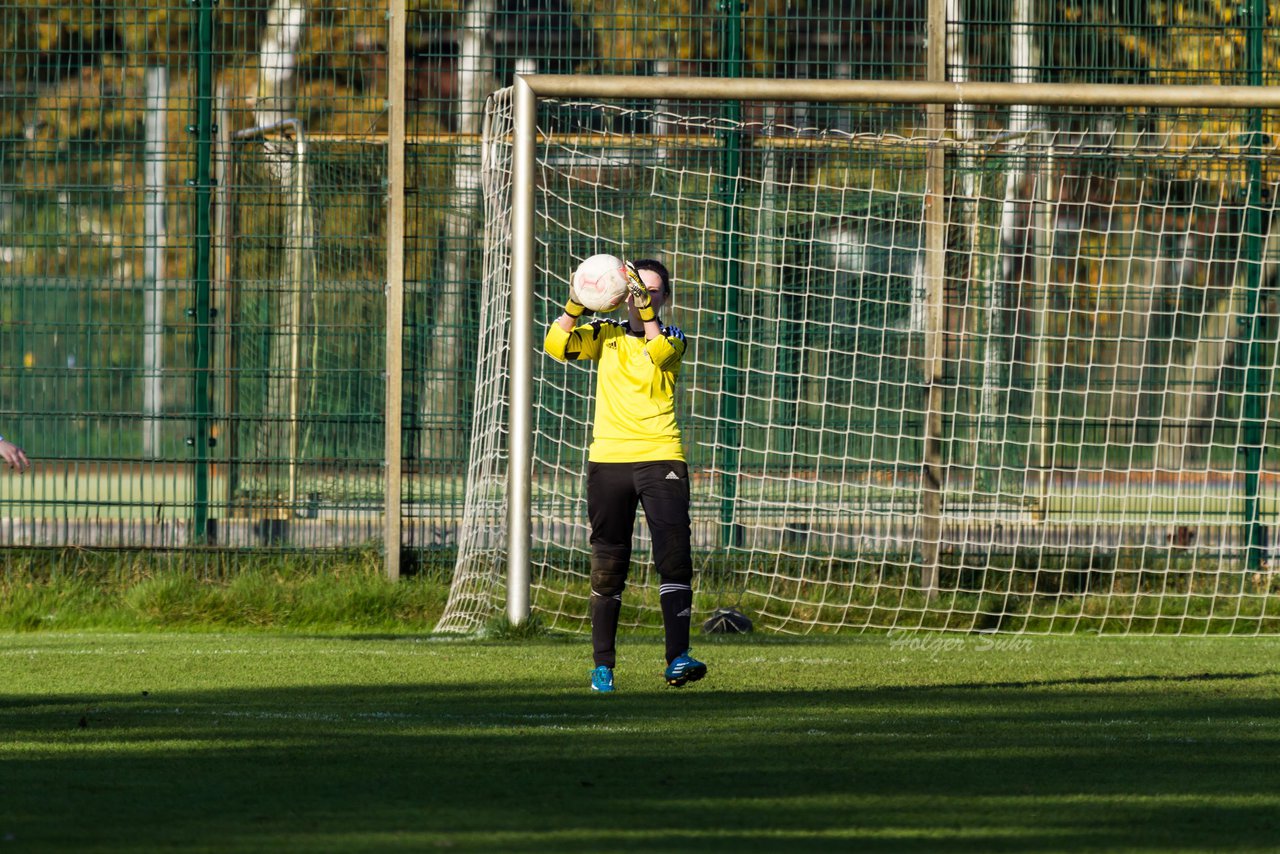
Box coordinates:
[586,462,640,681]
[637,461,705,686]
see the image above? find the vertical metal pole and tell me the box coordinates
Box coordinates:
[144,67,168,460]
[508,77,536,624]
[192,0,215,542]
[287,134,307,512]
[717,0,743,549]
[1241,0,1266,571]
[213,85,236,514]
[919,0,948,596]
[385,0,406,580]
[1033,149,1055,515]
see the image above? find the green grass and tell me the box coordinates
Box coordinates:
[0,550,450,633]
[10,547,1280,637]
[4,632,1280,852]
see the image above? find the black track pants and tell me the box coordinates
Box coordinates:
[587,460,692,667]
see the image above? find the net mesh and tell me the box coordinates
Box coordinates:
[219,132,386,543]
[439,88,1280,635]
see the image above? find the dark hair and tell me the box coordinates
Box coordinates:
[630,258,671,298]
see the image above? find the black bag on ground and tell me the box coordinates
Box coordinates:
[702,606,753,634]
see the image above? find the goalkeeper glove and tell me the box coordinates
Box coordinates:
[564,286,593,319]
[625,262,656,323]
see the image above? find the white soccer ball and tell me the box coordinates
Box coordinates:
[572,253,630,313]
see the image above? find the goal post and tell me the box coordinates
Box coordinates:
[439,74,1280,636]
[507,78,538,624]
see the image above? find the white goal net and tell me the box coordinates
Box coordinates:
[438,83,1280,635]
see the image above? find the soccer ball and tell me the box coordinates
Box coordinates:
[572,253,630,313]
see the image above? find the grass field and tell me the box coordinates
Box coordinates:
[4,631,1280,852]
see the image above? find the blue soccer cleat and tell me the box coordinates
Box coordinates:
[664,650,707,687]
[590,665,615,693]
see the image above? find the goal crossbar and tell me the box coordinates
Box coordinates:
[520,74,1280,109]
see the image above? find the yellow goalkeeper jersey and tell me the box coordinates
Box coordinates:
[544,318,687,463]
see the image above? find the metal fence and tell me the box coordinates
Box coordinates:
[1,0,1278,570]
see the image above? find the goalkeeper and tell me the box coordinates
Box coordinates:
[544,258,707,693]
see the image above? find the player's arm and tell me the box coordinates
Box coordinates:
[624,262,663,342]
[544,282,604,362]
[624,262,684,369]
[644,324,686,372]
[554,283,592,334]
[0,435,29,473]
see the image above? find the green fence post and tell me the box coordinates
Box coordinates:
[191,0,215,542]
[1241,0,1267,571]
[717,0,743,550]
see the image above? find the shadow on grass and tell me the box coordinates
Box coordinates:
[942,669,1280,691]
[3,674,1279,852]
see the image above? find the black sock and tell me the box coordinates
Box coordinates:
[591,593,622,668]
[660,586,693,664]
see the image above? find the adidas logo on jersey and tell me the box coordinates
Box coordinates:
[665,471,679,480]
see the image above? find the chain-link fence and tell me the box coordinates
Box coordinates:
[1,1,1278,571]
